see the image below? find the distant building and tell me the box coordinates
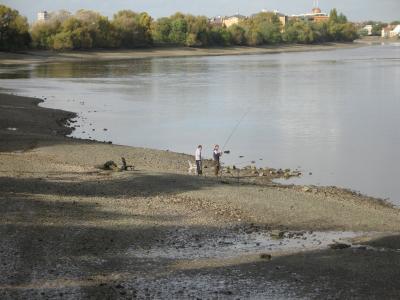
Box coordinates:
[209,16,224,27]
[271,10,289,29]
[363,25,373,36]
[223,14,246,27]
[291,2,329,23]
[390,25,400,37]
[37,10,49,22]
[381,25,400,38]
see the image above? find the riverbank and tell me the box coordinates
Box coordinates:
[1,92,400,299]
[0,42,361,65]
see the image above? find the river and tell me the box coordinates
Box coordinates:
[1,43,399,204]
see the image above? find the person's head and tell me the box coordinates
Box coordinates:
[214,144,219,150]
[198,145,202,149]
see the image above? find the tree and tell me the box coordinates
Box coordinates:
[169,17,187,44]
[31,19,62,49]
[228,24,246,45]
[283,20,314,44]
[112,10,152,48]
[152,17,172,44]
[372,23,387,36]
[0,5,30,50]
[209,26,231,46]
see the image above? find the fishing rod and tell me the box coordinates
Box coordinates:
[221,106,251,152]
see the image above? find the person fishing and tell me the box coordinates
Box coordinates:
[195,145,202,175]
[213,144,222,176]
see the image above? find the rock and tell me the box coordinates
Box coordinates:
[260,253,272,260]
[103,161,118,170]
[270,230,285,239]
[259,172,265,177]
[329,243,351,250]
[224,150,230,154]
[302,186,311,192]
[115,284,125,289]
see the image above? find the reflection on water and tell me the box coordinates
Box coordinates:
[1,44,400,204]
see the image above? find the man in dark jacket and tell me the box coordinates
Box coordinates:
[213,144,222,176]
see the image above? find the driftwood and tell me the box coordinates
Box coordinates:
[101,158,134,171]
[121,157,134,171]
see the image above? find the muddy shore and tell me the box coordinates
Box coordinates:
[0,42,363,65]
[1,92,400,299]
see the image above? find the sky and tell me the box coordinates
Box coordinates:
[1,0,399,23]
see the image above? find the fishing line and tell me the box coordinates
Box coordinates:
[221,106,251,151]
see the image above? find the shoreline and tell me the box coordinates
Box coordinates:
[0,42,362,65]
[1,94,400,298]
[0,91,393,209]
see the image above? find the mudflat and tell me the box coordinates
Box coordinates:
[1,92,400,299]
[0,42,361,65]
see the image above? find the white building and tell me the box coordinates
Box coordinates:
[363,25,373,36]
[37,11,49,22]
[390,25,400,37]
[382,25,400,38]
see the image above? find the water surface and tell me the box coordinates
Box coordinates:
[1,44,399,204]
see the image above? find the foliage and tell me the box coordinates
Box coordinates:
[0,5,31,50]
[112,10,152,48]
[1,4,360,51]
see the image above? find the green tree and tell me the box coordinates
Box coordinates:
[112,10,152,48]
[372,23,387,36]
[283,20,314,44]
[228,24,246,45]
[152,17,172,44]
[169,17,187,44]
[0,5,30,50]
[31,19,62,49]
[209,26,231,46]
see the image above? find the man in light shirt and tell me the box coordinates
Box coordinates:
[195,145,202,175]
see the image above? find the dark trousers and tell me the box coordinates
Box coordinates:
[214,161,220,176]
[196,160,202,175]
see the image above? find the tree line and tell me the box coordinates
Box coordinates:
[1,4,361,51]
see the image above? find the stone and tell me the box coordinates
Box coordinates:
[260,253,272,260]
[270,230,285,239]
[103,161,118,171]
[302,186,311,192]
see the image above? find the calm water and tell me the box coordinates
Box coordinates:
[1,44,400,204]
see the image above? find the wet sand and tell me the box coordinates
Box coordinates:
[1,93,400,299]
[0,42,362,65]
